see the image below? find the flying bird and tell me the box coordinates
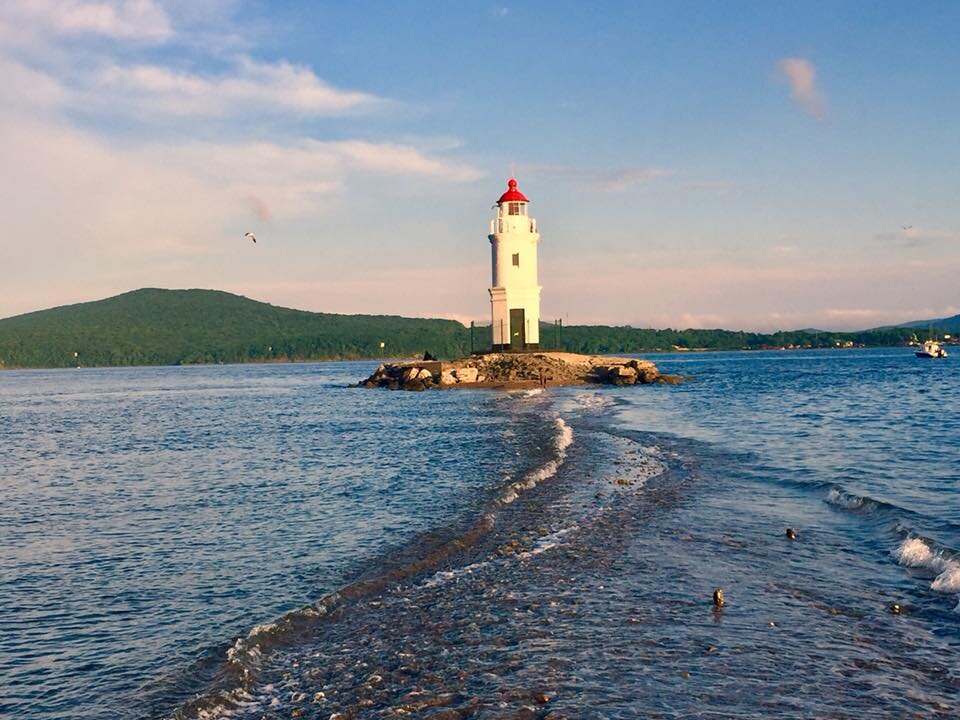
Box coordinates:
[244,232,257,243]
[901,225,913,231]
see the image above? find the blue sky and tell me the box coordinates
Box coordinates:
[1,1,958,330]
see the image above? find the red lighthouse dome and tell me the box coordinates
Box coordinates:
[497,177,529,204]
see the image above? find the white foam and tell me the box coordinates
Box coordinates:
[423,560,491,588]
[894,538,937,568]
[572,392,615,410]
[931,565,960,593]
[497,417,572,506]
[893,537,960,597]
[825,487,865,510]
[518,524,579,558]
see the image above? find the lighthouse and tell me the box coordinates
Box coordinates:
[488,178,541,351]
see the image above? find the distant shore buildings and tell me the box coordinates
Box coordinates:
[488,178,541,351]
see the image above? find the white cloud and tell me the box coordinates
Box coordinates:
[334,141,482,181]
[89,57,384,118]
[776,57,826,120]
[0,59,68,110]
[0,110,484,318]
[1,0,172,41]
[524,164,674,191]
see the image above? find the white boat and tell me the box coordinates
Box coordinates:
[915,339,948,358]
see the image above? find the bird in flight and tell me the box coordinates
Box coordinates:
[244,232,257,243]
[901,225,913,231]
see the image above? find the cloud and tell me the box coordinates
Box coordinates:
[1,0,172,41]
[679,180,736,195]
[0,58,68,110]
[540,250,960,332]
[776,57,826,119]
[333,141,482,181]
[875,225,960,247]
[87,57,384,118]
[524,164,674,191]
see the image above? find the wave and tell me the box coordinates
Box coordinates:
[823,486,900,515]
[423,524,581,589]
[893,537,960,601]
[171,413,575,719]
[494,417,573,506]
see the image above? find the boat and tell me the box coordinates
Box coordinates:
[915,339,948,358]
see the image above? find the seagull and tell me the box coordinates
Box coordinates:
[901,225,913,231]
[244,232,257,243]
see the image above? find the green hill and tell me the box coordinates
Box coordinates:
[0,289,472,368]
[0,288,926,369]
[897,314,960,334]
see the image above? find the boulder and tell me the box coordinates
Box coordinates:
[416,368,433,381]
[455,367,479,383]
[403,367,421,382]
[610,365,638,385]
[439,370,457,385]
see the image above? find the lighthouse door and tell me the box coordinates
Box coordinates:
[509,308,526,350]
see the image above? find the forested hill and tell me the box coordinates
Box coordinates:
[0,289,471,368]
[0,288,928,369]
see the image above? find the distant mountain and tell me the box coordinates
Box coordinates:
[896,314,960,334]
[0,289,471,368]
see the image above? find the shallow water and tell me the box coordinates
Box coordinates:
[1,349,958,718]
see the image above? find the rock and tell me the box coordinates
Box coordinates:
[455,367,479,383]
[610,365,638,385]
[713,588,724,608]
[405,379,426,391]
[359,351,672,391]
[785,528,797,540]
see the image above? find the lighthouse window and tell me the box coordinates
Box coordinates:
[512,253,520,267]
[508,202,520,215]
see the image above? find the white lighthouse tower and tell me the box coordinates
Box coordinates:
[488,178,541,351]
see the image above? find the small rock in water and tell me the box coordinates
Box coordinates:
[534,692,552,704]
[785,528,797,540]
[712,588,725,608]
[889,602,903,615]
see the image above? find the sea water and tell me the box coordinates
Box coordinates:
[1,349,957,718]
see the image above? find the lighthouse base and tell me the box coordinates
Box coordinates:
[490,343,540,353]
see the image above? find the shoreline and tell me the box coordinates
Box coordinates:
[0,344,922,372]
